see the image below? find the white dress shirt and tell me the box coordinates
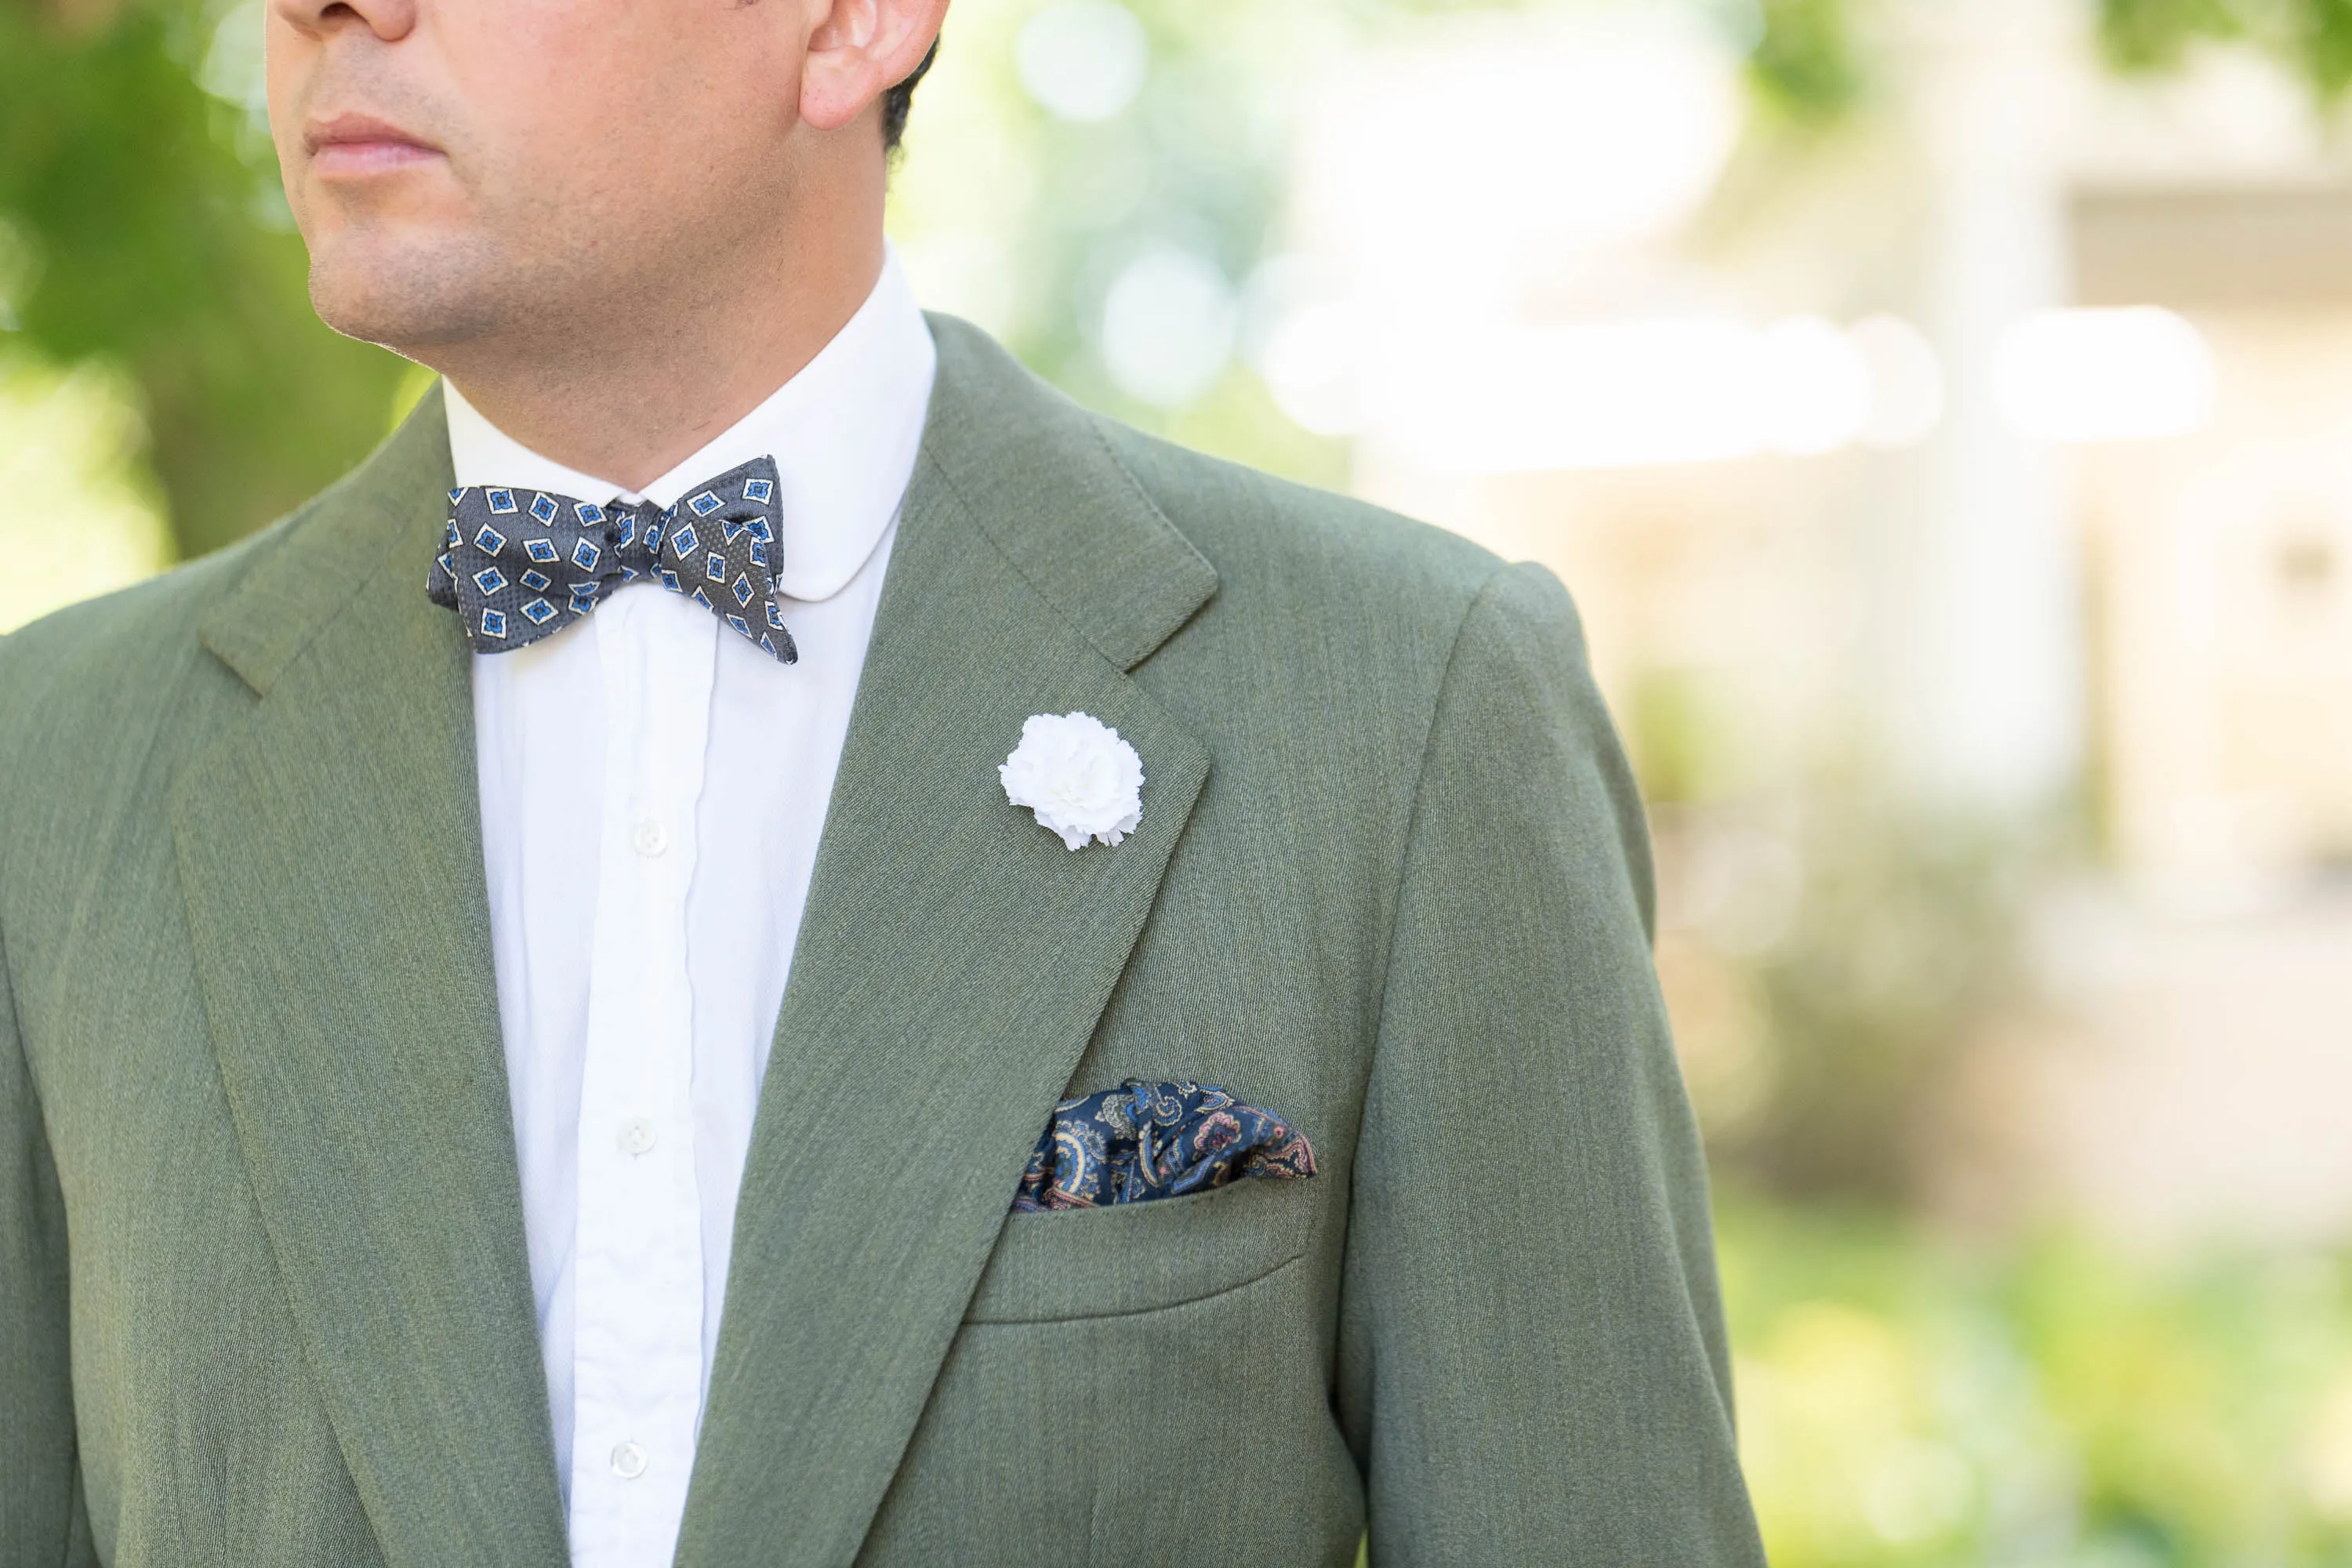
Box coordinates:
[444,253,936,1568]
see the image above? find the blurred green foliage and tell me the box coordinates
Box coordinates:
[1748,0,1866,122]
[1,0,408,561]
[1722,1193,2352,1566]
[902,0,1352,488]
[1630,660,2032,1206]
[1732,810,2027,1202]
[2102,0,2352,98]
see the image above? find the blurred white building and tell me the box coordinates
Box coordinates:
[1268,0,2352,1246]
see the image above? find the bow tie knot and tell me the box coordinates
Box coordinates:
[426,456,797,663]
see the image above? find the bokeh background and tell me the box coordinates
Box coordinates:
[11,0,2352,1559]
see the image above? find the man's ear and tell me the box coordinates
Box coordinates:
[800,0,949,134]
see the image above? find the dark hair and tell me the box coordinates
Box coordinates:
[882,40,940,155]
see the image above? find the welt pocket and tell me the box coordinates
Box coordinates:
[963,1174,1318,1325]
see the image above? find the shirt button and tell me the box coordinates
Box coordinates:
[617,1118,657,1156]
[611,1441,648,1480]
[630,818,667,857]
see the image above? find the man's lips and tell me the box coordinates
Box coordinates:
[306,113,444,177]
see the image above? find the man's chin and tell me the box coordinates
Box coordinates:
[305,237,504,354]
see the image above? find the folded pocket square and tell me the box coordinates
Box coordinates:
[1012,1079,1317,1212]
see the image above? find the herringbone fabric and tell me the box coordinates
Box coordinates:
[0,316,1766,1568]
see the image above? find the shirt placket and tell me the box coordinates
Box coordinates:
[568,585,716,1566]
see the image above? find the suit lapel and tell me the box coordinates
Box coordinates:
[172,391,569,1568]
[675,319,1218,1567]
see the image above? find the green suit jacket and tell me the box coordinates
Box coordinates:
[0,318,1765,1566]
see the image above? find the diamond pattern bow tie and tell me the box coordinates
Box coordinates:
[426,456,797,663]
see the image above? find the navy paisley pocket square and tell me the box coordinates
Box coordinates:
[1011,1079,1317,1212]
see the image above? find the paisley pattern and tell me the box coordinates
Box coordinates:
[1011,1080,1316,1211]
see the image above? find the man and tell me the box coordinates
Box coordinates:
[0,0,1766,1560]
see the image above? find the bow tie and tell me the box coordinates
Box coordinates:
[426,456,797,663]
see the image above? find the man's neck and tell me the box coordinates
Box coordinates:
[428,227,887,495]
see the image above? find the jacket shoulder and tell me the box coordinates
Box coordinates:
[0,517,304,833]
[0,521,285,713]
[0,385,445,737]
[1091,417,1512,640]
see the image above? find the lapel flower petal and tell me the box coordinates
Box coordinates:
[1000,711,1144,850]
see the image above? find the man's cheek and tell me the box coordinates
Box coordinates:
[448,0,618,96]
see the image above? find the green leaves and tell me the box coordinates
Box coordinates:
[1749,0,1865,124]
[2100,0,2245,73]
[2101,0,2352,100]
[0,0,407,561]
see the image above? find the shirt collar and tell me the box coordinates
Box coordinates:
[441,247,937,604]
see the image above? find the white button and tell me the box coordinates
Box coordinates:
[630,818,667,857]
[611,1441,648,1479]
[617,1118,657,1156]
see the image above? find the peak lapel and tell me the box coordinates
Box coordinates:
[675,320,1217,1567]
[172,391,568,1567]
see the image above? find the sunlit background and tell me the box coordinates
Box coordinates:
[13,0,2352,1559]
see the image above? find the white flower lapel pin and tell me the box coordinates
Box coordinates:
[1000,711,1144,850]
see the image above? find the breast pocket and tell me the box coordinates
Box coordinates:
[962,1174,1319,1324]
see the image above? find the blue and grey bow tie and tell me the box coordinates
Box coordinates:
[426,455,796,663]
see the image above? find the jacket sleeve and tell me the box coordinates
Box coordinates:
[2,913,93,1565]
[1337,561,1764,1566]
